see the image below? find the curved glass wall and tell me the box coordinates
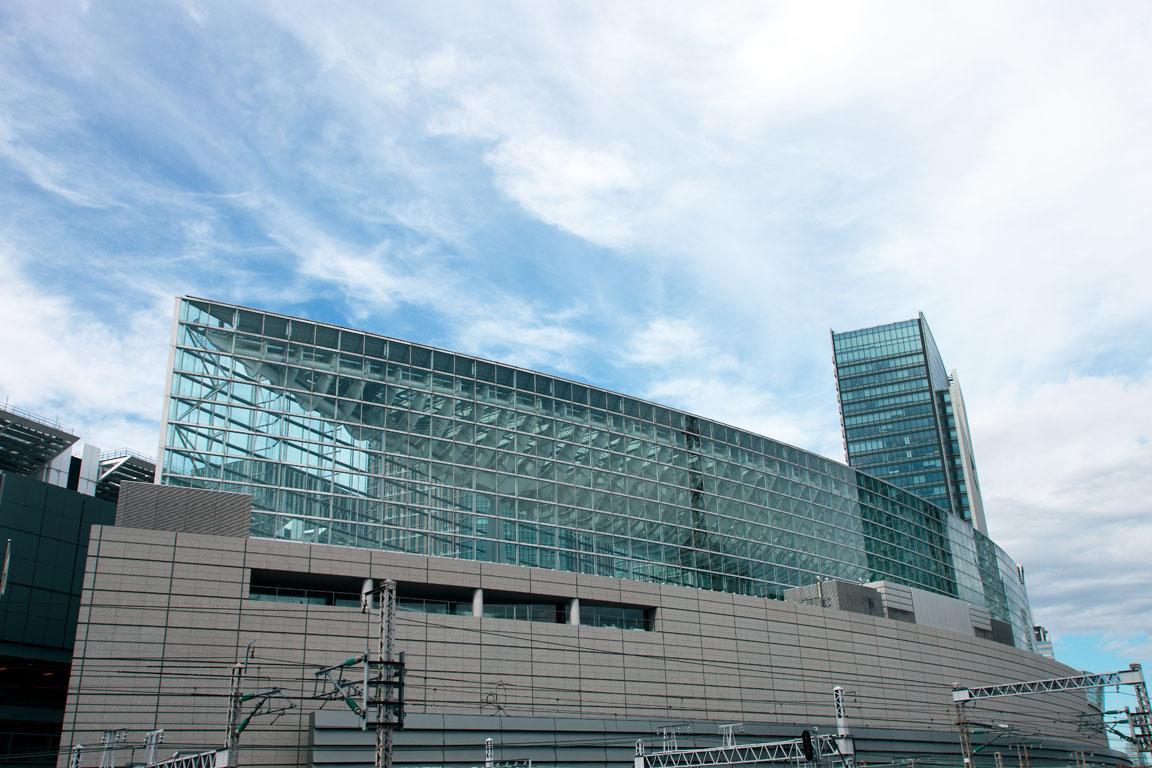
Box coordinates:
[161,298,1028,636]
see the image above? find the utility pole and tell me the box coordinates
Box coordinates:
[994,752,1003,768]
[656,725,691,752]
[333,577,406,768]
[377,578,398,768]
[98,729,126,768]
[1133,665,1152,753]
[954,664,1152,762]
[222,642,293,768]
[955,695,973,768]
[225,642,253,766]
[143,730,165,764]
[834,686,855,768]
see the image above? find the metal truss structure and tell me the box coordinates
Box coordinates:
[953,663,1151,765]
[69,743,227,768]
[147,748,229,768]
[636,733,839,768]
[952,665,1146,704]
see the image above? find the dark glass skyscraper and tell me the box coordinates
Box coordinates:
[831,313,987,534]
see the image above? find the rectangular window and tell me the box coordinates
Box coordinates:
[572,602,652,630]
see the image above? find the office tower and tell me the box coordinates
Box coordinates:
[831,313,987,534]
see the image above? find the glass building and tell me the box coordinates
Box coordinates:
[831,314,987,534]
[160,298,1028,644]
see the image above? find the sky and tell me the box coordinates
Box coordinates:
[1,0,1150,692]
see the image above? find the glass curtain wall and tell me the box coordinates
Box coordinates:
[832,314,987,533]
[161,298,1020,628]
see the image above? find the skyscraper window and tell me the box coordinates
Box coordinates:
[831,313,987,534]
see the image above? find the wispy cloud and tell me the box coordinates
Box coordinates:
[622,317,728,368]
[977,375,1152,637]
[619,316,839,454]
[1,0,1150,654]
[0,243,171,455]
[485,136,640,248]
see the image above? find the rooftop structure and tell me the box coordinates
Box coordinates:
[94,449,157,503]
[0,403,78,477]
[1034,625,1056,659]
[0,402,155,503]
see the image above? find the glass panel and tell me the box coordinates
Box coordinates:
[162,308,1000,615]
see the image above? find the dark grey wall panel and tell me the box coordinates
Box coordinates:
[116,482,250,537]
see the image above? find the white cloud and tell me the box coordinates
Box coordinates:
[2,0,1151,649]
[622,317,711,366]
[0,244,172,455]
[619,317,840,456]
[0,57,109,207]
[485,136,639,248]
[456,315,590,373]
[306,0,1152,386]
[645,374,824,453]
[243,193,593,374]
[977,375,1152,637]
[1097,633,1152,666]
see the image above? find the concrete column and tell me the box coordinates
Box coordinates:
[472,588,484,618]
[568,597,580,626]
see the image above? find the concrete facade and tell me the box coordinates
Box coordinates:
[60,525,1115,768]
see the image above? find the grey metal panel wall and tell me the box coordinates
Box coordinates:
[783,581,883,618]
[910,587,978,635]
[59,527,1119,768]
[116,482,250,537]
[312,712,670,768]
[311,712,1114,768]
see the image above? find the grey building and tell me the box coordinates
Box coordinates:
[49,299,1133,767]
[0,405,123,767]
[59,493,1122,768]
[160,298,1029,645]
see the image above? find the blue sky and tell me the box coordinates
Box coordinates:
[2,0,1151,699]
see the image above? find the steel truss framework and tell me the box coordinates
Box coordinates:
[70,746,227,768]
[148,749,229,768]
[952,666,1145,703]
[953,663,1152,761]
[638,733,838,768]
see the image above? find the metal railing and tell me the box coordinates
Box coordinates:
[0,396,77,435]
[100,447,157,464]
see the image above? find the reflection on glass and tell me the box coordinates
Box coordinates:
[162,299,1030,644]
